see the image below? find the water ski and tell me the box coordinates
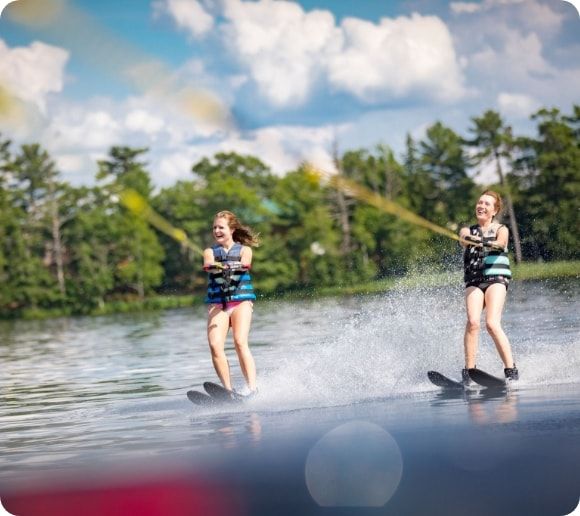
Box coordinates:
[468,368,506,388]
[427,371,465,390]
[203,381,243,403]
[186,389,215,406]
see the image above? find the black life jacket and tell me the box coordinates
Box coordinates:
[463,223,512,283]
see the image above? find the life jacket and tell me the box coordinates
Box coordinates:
[204,243,256,305]
[463,223,512,284]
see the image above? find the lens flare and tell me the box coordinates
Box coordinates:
[4,0,65,27]
[119,188,202,256]
[0,83,26,125]
[305,421,403,507]
[5,0,232,129]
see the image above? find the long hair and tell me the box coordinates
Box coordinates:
[481,190,503,220]
[214,211,261,247]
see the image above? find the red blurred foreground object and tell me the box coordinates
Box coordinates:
[1,476,245,516]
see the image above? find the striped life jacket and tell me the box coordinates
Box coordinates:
[204,243,256,305]
[463,223,512,284]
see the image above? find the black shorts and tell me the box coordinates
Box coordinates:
[465,275,510,292]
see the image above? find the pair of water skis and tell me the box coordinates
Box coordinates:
[187,381,252,406]
[190,371,509,405]
[428,369,511,391]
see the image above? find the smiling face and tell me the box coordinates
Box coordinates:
[213,217,234,247]
[475,194,497,224]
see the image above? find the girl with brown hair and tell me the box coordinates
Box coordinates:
[203,211,260,398]
[459,191,518,385]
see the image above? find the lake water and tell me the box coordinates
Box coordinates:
[1,278,579,515]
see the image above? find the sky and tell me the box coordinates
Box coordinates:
[0,0,579,187]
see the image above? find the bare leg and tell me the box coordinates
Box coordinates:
[230,301,257,391]
[464,286,484,369]
[207,305,233,390]
[484,283,514,368]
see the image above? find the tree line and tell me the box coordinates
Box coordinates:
[0,106,578,317]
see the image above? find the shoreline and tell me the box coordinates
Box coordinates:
[3,260,578,321]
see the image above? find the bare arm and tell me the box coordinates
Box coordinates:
[492,225,509,250]
[240,246,253,269]
[203,248,217,270]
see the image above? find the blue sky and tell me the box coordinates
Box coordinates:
[0,0,579,186]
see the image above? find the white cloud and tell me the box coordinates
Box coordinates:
[153,0,214,38]
[213,124,342,176]
[469,31,553,84]
[222,0,339,106]
[101,122,341,186]
[44,108,122,152]
[125,109,166,135]
[497,92,540,118]
[451,0,563,33]
[32,87,342,185]
[4,0,575,190]
[450,2,483,14]
[451,0,526,15]
[327,14,465,102]
[452,0,579,111]
[0,39,68,113]
[6,47,234,185]
[220,1,465,107]
[157,150,197,181]
[514,0,563,34]
[221,127,295,172]
[491,0,526,5]
[150,124,339,185]
[503,32,551,75]
[53,153,101,184]
[36,96,211,183]
[55,153,87,174]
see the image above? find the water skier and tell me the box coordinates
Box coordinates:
[459,190,518,385]
[203,210,259,398]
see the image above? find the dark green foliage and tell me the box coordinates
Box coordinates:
[0,105,578,318]
[419,122,476,225]
[511,107,580,260]
[465,110,523,262]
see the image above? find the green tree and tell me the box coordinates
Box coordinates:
[6,144,63,310]
[512,107,580,260]
[97,146,153,198]
[341,145,433,276]
[60,186,116,311]
[0,135,17,310]
[419,122,476,225]
[191,151,276,226]
[269,166,340,289]
[153,180,207,293]
[466,110,523,263]
[97,146,164,298]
